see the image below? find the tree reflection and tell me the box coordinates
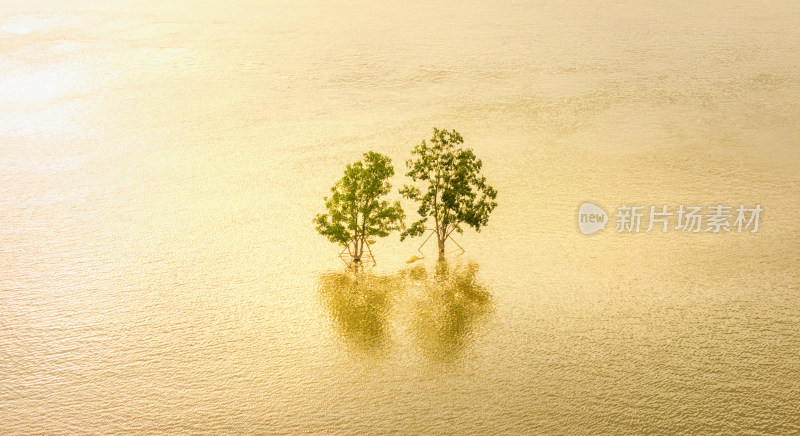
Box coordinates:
[405,260,493,361]
[316,270,401,353]
[316,260,493,361]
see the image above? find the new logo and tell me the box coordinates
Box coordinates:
[578,202,608,235]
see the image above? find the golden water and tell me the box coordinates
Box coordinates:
[1,0,799,433]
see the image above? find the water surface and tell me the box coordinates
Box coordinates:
[1,1,799,433]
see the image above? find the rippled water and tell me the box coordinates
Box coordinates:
[2,0,799,433]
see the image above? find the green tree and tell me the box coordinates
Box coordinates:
[400,128,498,257]
[314,151,405,263]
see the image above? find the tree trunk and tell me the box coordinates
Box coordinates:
[437,230,446,259]
[352,235,362,263]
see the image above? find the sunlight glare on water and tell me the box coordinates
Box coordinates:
[1,0,799,433]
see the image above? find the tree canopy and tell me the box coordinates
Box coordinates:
[400,128,498,256]
[314,151,405,263]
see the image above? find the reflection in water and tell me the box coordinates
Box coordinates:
[406,261,494,361]
[316,260,493,360]
[316,270,401,352]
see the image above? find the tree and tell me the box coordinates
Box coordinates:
[314,151,405,264]
[400,128,498,257]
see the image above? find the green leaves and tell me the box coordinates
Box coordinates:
[314,152,405,255]
[314,128,498,259]
[400,128,498,253]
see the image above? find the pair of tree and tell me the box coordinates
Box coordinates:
[314,128,498,262]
